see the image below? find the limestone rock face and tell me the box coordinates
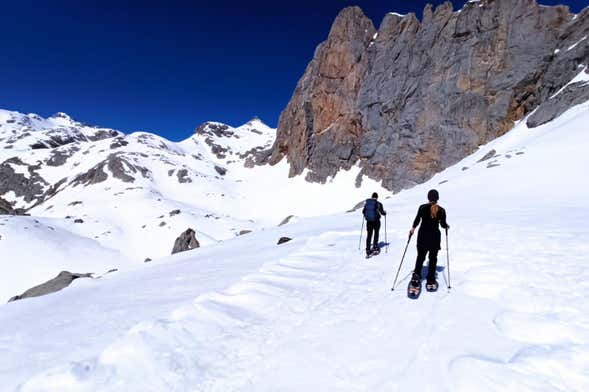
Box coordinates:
[269,1,589,191]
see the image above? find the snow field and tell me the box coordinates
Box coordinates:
[4,100,589,390]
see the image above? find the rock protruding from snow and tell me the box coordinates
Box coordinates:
[171,228,200,254]
[8,271,93,302]
[0,197,18,215]
[278,215,296,226]
[277,237,292,245]
[528,81,589,127]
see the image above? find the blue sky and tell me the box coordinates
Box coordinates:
[0,0,585,140]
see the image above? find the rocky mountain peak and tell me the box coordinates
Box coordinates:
[268,0,589,191]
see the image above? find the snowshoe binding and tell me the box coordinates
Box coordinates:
[407,273,422,299]
[426,280,439,292]
[371,246,380,256]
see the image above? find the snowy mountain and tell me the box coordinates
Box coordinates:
[0,108,387,302]
[1,93,588,390]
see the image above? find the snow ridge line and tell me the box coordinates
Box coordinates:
[18,231,356,391]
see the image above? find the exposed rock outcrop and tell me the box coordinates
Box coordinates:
[8,271,93,302]
[269,1,589,191]
[277,237,292,245]
[172,228,201,254]
[0,197,17,215]
[0,157,49,204]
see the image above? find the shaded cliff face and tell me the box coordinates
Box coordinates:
[270,0,589,191]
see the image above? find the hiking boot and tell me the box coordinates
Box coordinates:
[410,273,421,288]
[426,279,439,291]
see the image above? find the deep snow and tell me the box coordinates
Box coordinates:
[1,97,588,390]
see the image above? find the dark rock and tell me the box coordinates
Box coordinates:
[74,218,84,223]
[109,137,129,149]
[0,197,17,215]
[277,237,292,245]
[214,165,227,176]
[144,258,152,263]
[278,215,296,226]
[70,153,150,187]
[176,169,192,183]
[68,201,83,206]
[172,228,200,254]
[8,271,93,302]
[169,209,181,217]
[478,150,497,163]
[238,229,252,236]
[46,146,80,167]
[527,81,589,127]
[0,157,49,205]
[159,221,166,227]
[347,200,365,213]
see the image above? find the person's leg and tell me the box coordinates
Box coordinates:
[427,249,439,282]
[414,247,427,278]
[373,220,381,249]
[366,222,374,253]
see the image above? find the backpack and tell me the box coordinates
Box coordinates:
[363,198,378,222]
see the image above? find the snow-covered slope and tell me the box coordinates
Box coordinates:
[0,110,388,300]
[1,97,588,390]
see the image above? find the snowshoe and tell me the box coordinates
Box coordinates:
[371,247,380,256]
[407,273,422,299]
[365,250,372,259]
[426,280,439,292]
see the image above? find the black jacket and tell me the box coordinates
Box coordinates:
[412,203,449,250]
[362,199,386,221]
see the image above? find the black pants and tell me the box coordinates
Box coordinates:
[366,220,381,252]
[414,247,438,281]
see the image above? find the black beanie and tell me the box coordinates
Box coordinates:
[372,192,378,199]
[427,189,439,202]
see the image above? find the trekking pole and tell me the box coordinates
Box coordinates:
[391,233,412,290]
[358,217,364,251]
[446,229,451,289]
[384,215,388,253]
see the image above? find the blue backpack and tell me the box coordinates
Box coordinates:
[363,198,378,222]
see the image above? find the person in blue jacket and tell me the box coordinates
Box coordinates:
[362,192,386,257]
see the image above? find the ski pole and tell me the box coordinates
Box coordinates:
[446,229,451,289]
[384,215,388,253]
[391,233,412,290]
[358,217,364,251]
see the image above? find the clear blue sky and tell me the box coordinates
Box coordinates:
[0,0,585,140]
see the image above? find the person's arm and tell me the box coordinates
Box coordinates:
[410,206,421,235]
[440,208,450,230]
[379,202,386,215]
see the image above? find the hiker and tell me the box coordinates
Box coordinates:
[409,189,449,291]
[362,192,386,257]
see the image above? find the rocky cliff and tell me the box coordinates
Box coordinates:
[269,0,589,191]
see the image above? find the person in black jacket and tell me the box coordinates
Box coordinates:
[409,189,449,290]
[362,192,387,256]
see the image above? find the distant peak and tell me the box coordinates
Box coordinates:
[193,121,233,138]
[50,112,73,120]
